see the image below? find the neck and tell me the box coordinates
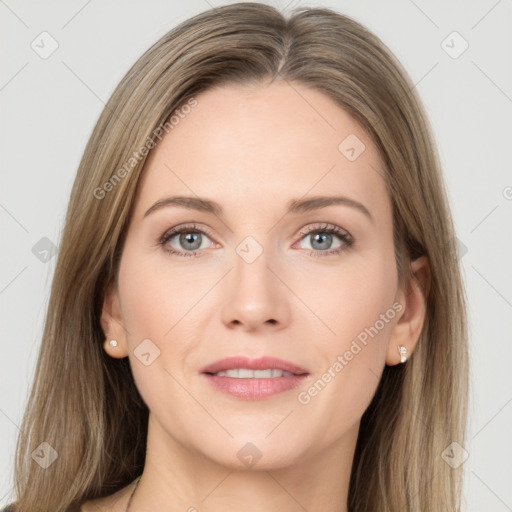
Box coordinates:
[128,413,357,511]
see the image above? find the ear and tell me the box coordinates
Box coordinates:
[386,255,430,365]
[100,281,129,358]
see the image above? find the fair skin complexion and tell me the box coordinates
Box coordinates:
[83,81,429,511]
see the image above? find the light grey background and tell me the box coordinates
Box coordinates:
[1,1,511,510]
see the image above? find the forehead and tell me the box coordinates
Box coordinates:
[133,81,390,221]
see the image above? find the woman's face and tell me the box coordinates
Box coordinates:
[106,81,407,470]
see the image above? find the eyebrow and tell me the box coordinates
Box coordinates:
[143,195,373,223]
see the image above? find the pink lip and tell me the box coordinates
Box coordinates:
[200,356,309,401]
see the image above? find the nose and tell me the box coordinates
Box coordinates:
[220,239,291,332]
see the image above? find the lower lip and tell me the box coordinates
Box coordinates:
[202,374,308,400]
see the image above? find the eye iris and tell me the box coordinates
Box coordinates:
[311,232,332,250]
[180,232,201,250]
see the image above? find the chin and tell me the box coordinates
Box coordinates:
[197,435,306,471]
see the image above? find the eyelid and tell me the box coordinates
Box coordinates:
[159,221,354,257]
[292,223,354,255]
[160,222,352,241]
[159,222,216,244]
[296,222,352,240]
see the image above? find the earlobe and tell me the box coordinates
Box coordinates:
[103,338,128,359]
[386,255,430,365]
[100,283,129,358]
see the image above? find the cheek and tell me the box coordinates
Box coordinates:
[118,240,198,341]
[294,250,398,431]
[299,250,397,408]
[116,245,193,402]
[338,263,397,349]
[306,246,398,353]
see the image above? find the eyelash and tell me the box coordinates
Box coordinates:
[158,223,354,259]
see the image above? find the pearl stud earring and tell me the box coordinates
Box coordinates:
[397,345,407,363]
[109,340,118,347]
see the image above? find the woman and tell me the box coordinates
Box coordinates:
[4,2,468,511]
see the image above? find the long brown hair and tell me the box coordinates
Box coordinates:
[10,3,468,511]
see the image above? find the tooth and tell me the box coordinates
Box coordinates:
[254,369,273,378]
[212,368,295,378]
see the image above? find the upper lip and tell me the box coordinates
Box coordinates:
[200,356,309,375]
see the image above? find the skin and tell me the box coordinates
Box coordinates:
[83,80,429,511]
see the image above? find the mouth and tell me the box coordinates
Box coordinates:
[200,356,310,400]
[207,368,296,378]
